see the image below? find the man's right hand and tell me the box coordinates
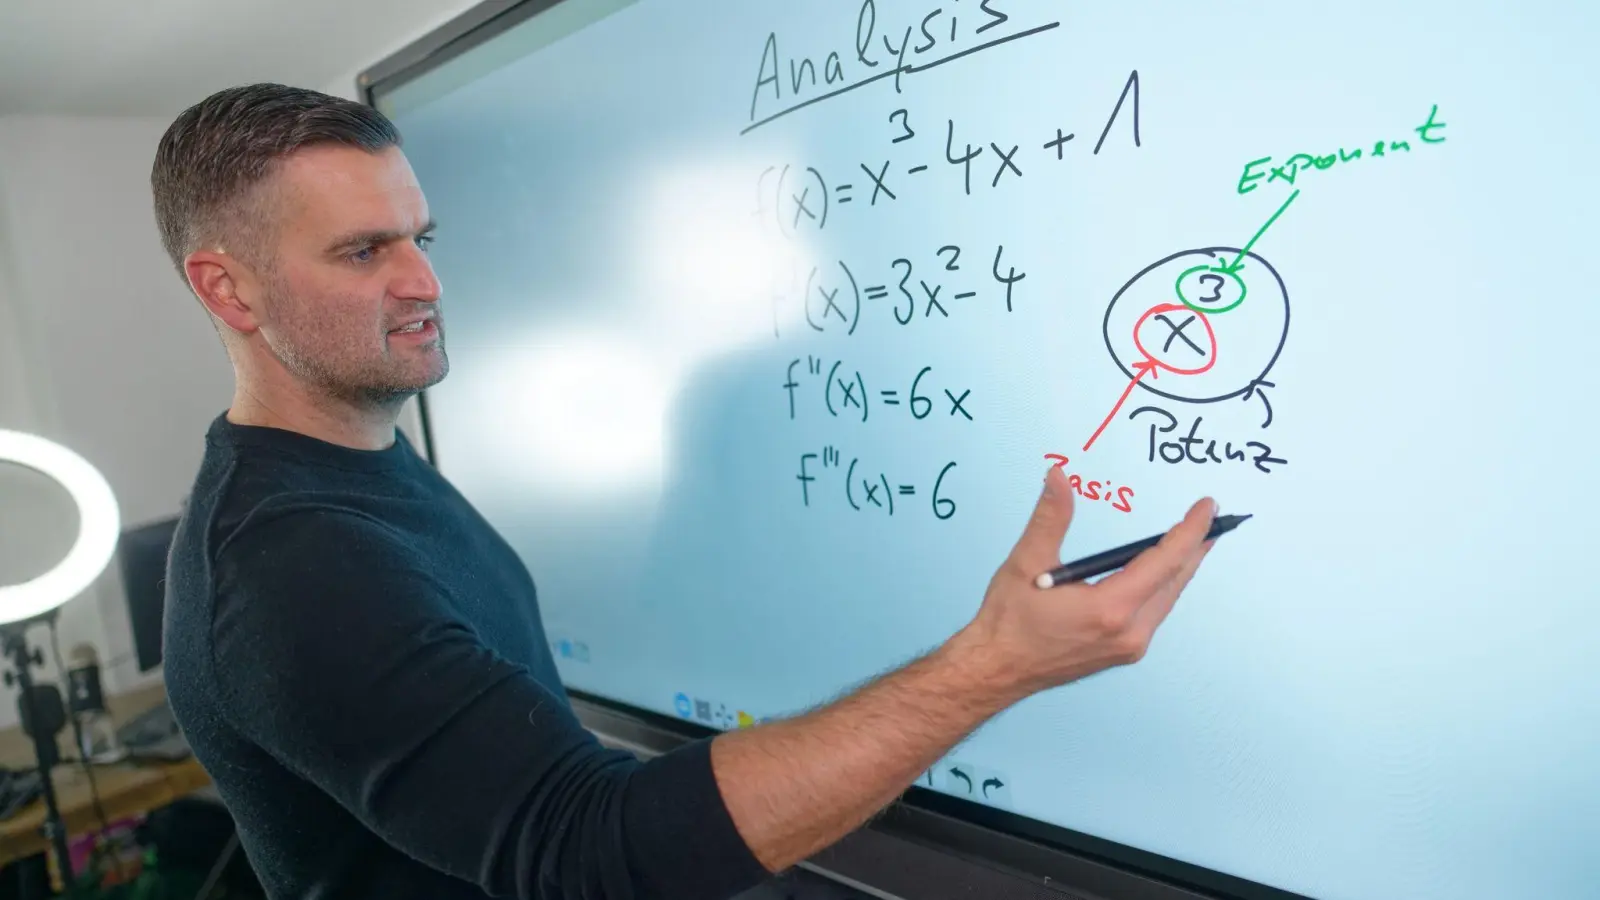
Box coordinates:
[950,465,1218,700]
[710,465,1219,877]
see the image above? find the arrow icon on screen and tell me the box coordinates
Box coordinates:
[949,766,973,794]
[981,777,1005,798]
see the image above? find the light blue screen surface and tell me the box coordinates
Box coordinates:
[377,3,1600,897]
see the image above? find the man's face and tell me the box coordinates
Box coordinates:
[250,144,446,405]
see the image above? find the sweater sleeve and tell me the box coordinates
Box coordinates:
[208,505,771,900]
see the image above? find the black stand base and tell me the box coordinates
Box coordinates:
[1,612,74,892]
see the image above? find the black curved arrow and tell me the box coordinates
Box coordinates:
[949,766,973,794]
[981,777,1005,798]
[1243,379,1275,429]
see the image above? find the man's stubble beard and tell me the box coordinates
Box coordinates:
[264,279,448,411]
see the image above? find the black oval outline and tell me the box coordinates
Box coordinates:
[1101,247,1290,404]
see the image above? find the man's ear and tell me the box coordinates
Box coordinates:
[186,249,262,335]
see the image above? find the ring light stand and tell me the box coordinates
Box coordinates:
[0,429,121,890]
[3,610,71,882]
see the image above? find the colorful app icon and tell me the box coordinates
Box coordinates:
[736,710,755,728]
[674,693,693,718]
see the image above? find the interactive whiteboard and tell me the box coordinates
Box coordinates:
[374,2,1600,897]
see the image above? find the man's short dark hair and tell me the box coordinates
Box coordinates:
[151,83,401,279]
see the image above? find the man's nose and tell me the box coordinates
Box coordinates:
[393,241,442,303]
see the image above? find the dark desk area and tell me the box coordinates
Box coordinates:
[0,684,213,879]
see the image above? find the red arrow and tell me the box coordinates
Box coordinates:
[1083,359,1159,452]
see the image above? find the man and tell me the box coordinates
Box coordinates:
[154,83,1218,900]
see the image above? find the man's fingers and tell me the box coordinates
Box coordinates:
[1130,538,1214,638]
[1007,466,1075,574]
[1100,497,1216,600]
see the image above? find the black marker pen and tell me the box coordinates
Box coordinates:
[1035,514,1251,589]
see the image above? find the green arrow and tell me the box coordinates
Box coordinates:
[1222,188,1300,273]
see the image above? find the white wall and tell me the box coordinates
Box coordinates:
[0,115,235,723]
[0,176,38,426]
[0,173,84,684]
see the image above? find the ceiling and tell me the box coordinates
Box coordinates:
[0,0,486,116]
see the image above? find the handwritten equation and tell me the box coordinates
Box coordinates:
[774,242,1026,339]
[738,5,1321,514]
[796,446,958,519]
[755,74,1139,235]
[783,357,972,424]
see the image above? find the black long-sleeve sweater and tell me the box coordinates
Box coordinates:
[162,414,770,899]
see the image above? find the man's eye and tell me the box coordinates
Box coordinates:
[415,234,435,252]
[350,246,376,263]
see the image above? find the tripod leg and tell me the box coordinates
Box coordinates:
[5,633,74,892]
[195,831,241,898]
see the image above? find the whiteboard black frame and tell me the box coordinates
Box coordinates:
[356,3,1316,898]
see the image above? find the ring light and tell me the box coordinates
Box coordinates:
[0,429,120,626]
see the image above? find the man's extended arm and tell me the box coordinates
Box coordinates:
[209,467,1214,897]
[711,467,1216,872]
[710,628,1017,872]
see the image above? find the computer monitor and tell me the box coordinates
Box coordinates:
[117,516,179,673]
[360,3,1599,898]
